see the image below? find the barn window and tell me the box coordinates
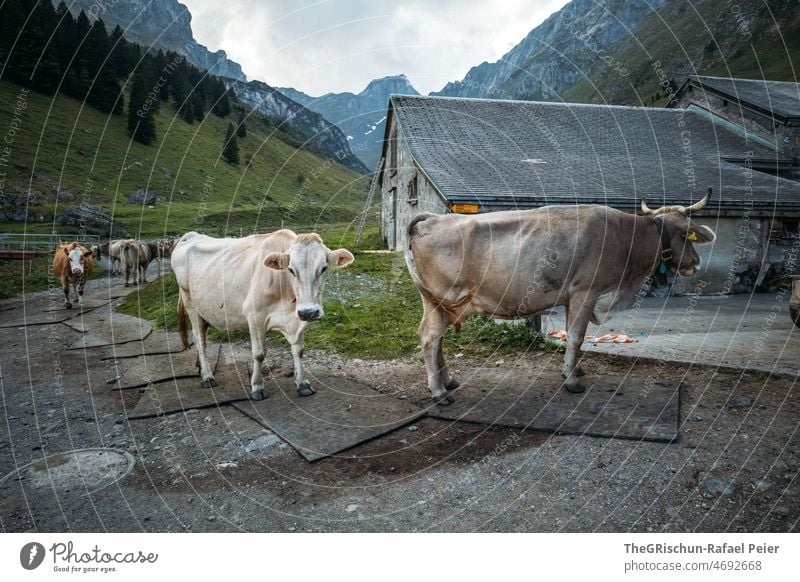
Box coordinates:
[769,220,800,246]
[407,175,418,205]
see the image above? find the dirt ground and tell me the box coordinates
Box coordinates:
[0,272,798,533]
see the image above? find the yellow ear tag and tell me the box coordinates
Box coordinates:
[688,231,698,241]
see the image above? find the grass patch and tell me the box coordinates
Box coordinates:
[116,273,179,330]
[0,79,370,239]
[117,251,557,360]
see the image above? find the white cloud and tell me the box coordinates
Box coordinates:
[181,0,567,95]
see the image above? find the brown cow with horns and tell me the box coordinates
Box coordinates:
[404,194,716,403]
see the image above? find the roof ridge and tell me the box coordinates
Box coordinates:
[392,94,681,113]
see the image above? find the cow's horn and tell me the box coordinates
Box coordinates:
[685,192,710,213]
[640,199,654,215]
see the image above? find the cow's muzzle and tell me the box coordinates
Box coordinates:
[297,308,322,322]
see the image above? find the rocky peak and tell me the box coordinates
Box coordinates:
[434,0,667,100]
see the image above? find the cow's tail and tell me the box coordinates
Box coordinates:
[404,213,433,291]
[177,293,190,349]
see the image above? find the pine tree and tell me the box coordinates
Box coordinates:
[222,123,239,165]
[128,69,156,144]
[83,19,122,113]
[236,111,247,138]
[71,11,93,98]
[212,85,231,117]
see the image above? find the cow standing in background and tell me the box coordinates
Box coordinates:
[119,240,152,286]
[93,240,124,275]
[53,242,94,309]
[405,195,716,403]
[171,230,354,400]
[151,238,177,277]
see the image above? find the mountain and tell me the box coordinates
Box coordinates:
[434,0,799,106]
[55,0,367,172]
[225,79,368,173]
[55,0,245,80]
[433,0,667,102]
[278,75,420,170]
[561,0,800,105]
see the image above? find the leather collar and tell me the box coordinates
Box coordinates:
[652,216,673,278]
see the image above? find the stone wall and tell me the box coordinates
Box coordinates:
[380,121,448,250]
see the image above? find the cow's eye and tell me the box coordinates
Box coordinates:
[288,268,296,277]
[321,266,328,274]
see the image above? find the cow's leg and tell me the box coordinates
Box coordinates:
[62,277,72,309]
[185,299,216,388]
[418,301,453,404]
[563,296,594,393]
[281,320,314,397]
[76,278,84,307]
[246,317,268,401]
[562,306,585,378]
[436,329,459,390]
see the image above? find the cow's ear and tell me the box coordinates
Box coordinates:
[328,249,354,268]
[83,249,93,257]
[264,252,290,270]
[688,224,715,244]
[62,246,70,255]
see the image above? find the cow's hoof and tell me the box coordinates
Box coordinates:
[565,382,586,394]
[297,382,316,397]
[250,388,268,401]
[433,393,455,406]
[200,378,217,389]
[445,379,460,390]
[562,366,586,379]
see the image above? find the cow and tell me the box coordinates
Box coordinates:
[53,242,94,309]
[150,238,177,277]
[404,194,716,404]
[119,240,152,286]
[93,240,124,275]
[171,230,354,400]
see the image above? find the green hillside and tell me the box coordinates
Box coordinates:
[563,0,800,105]
[0,79,370,239]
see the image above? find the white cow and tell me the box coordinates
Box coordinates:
[171,230,354,400]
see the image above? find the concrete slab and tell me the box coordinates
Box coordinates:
[66,312,153,349]
[541,294,800,376]
[91,332,191,360]
[233,372,425,461]
[126,371,250,419]
[0,309,79,328]
[114,344,221,390]
[426,368,680,442]
[42,298,112,313]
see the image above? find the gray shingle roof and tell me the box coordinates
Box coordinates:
[690,76,800,120]
[388,95,800,215]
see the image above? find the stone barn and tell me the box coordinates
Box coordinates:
[377,94,800,294]
[670,76,800,178]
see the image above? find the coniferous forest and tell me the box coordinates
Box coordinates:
[0,0,233,144]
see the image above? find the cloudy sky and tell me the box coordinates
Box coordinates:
[180,0,567,96]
